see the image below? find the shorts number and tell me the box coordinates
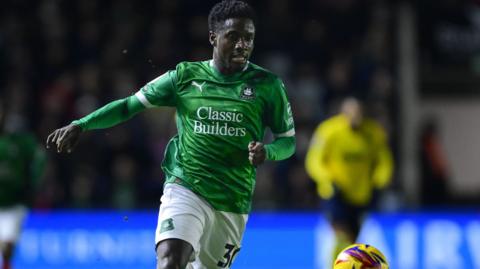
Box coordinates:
[217,243,241,268]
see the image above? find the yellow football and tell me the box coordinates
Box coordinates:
[333,243,388,269]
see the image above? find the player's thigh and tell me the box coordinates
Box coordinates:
[196,211,248,269]
[155,184,207,261]
[323,197,366,237]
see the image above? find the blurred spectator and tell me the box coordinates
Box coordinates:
[69,165,97,208]
[110,154,138,209]
[419,118,451,206]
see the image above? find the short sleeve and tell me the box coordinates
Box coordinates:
[267,78,295,138]
[135,70,177,107]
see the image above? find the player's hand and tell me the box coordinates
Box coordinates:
[318,182,335,200]
[248,141,266,167]
[46,123,82,153]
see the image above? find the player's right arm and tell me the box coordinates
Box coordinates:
[46,96,145,153]
[305,124,335,199]
[46,70,177,153]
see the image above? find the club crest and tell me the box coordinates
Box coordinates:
[160,218,175,233]
[240,85,255,100]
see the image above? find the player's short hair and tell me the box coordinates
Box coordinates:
[208,0,256,32]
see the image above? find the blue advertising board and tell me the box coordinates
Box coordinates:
[10,211,480,269]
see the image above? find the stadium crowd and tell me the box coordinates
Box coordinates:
[0,0,397,210]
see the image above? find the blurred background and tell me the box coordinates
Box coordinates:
[1,0,479,268]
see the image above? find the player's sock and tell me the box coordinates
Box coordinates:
[331,231,353,264]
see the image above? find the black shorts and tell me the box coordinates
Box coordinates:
[321,193,370,235]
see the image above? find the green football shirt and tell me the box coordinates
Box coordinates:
[0,133,46,207]
[135,60,295,213]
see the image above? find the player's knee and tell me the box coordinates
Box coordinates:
[156,239,193,269]
[156,254,183,269]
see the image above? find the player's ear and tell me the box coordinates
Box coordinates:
[209,31,216,47]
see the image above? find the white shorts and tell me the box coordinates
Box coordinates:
[155,183,248,269]
[0,205,27,243]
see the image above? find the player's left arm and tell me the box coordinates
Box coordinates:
[248,135,295,165]
[265,135,295,161]
[249,78,295,165]
[372,123,394,189]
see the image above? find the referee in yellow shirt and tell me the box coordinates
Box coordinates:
[305,97,393,261]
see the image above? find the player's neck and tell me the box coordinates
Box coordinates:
[210,59,248,76]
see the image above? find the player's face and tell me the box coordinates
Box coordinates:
[342,99,364,128]
[210,18,255,75]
